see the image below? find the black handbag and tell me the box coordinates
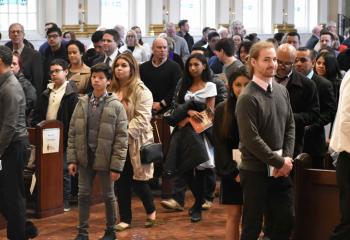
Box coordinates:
[140,120,163,164]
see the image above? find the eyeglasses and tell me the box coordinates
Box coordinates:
[10,30,23,34]
[295,57,310,63]
[49,69,64,75]
[47,34,59,39]
[277,59,294,67]
[126,35,135,38]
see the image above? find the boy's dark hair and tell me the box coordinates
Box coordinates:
[208,31,220,41]
[67,40,86,55]
[91,30,104,43]
[215,38,235,57]
[91,63,112,80]
[191,46,207,55]
[47,26,62,36]
[103,29,120,43]
[50,58,69,70]
[45,22,58,28]
[286,31,301,41]
[245,33,260,42]
[178,19,188,28]
[0,46,13,66]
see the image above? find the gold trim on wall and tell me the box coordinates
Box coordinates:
[148,24,165,36]
[218,24,230,29]
[273,24,297,33]
[62,24,99,38]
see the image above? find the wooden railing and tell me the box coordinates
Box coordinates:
[293,153,340,240]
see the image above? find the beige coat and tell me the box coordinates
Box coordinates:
[67,64,91,95]
[125,80,154,181]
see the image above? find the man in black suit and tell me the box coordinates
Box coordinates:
[177,20,194,51]
[305,25,322,50]
[275,43,320,157]
[6,23,43,96]
[295,47,337,168]
[92,29,120,68]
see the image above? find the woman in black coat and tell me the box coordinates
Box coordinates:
[213,67,250,240]
[164,53,217,223]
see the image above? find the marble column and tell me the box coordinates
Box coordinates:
[217,0,230,25]
[168,0,180,24]
[86,0,100,26]
[45,0,62,27]
[148,0,164,35]
[63,0,79,25]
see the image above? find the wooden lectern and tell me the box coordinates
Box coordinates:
[32,120,64,218]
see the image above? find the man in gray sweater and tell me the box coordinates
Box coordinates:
[236,41,295,240]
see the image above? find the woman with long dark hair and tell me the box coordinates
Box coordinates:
[237,41,253,65]
[314,51,343,104]
[213,67,250,240]
[164,53,217,222]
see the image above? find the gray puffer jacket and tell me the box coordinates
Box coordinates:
[67,93,128,172]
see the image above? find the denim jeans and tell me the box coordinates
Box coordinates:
[77,165,117,235]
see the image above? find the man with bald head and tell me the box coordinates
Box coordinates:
[166,23,190,63]
[140,37,182,198]
[5,23,43,95]
[140,38,181,113]
[275,43,320,157]
[305,25,323,49]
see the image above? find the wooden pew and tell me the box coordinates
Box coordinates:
[294,153,340,240]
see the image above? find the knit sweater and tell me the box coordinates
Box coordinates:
[235,80,295,172]
[140,59,182,106]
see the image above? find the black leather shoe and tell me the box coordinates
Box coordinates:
[99,229,116,240]
[190,211,202,223]
[74,234,89,240]
[25,221,38,239]
[188,207,194,216]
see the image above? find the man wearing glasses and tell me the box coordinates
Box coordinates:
[295,47,336,168]
[32,58,78,212]
[5,23,43,96]
[42,26,68,90]
[275,43,320,157]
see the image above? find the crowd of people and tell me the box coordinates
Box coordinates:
[0,18,350,240]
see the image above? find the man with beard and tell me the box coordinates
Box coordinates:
[236,41,295,240]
